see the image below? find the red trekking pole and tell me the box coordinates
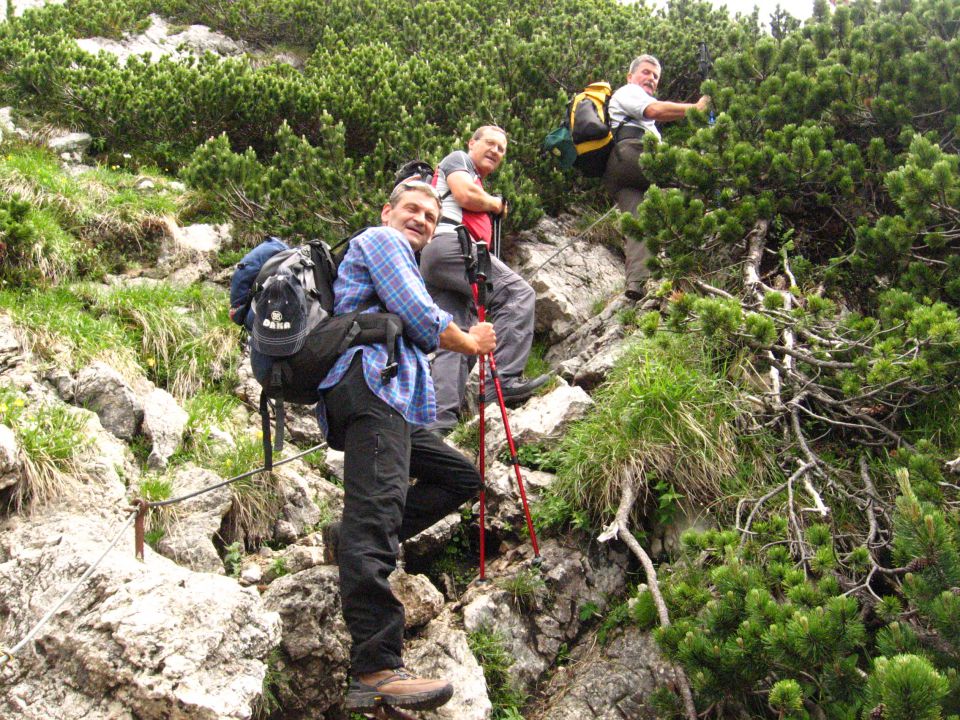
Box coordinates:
[456,227,542,579]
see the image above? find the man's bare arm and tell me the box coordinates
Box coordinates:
[644,95,711,122]
[446,171,505,214]
[439,320,496,356]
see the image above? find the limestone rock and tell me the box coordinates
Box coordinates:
[76,15,245,65]
[157,220,232,282]
[0,512,281,720]
[482,380,594,459]
[390,571,445,629]
[264,464,321,544]
[0,424,20,492]
[142,388,188,471]
[260,566,351,717]
[0,311,27,372]
[154,465,232,574]
[404,609,492,720]
[47,132,92,157]
[546,294,642,390]
[74,362,145,441]
[402,511,461,565]
[0,0,65,21]
[531,624,678,720]
[461,538,630,691]
[510,215,624,343]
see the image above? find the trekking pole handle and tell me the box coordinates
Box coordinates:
[456,225,478,286]
[475,243,492,309]
[697,41,715,125]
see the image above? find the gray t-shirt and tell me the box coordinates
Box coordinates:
[608,84,662,142]
[434,150,478,223]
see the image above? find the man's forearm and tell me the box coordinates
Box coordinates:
[644,96,709,122]
[448,175,503,213]
[439,322,479,355]
[644,100,697,121]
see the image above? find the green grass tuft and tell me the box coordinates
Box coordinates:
[0,385,93,511]
[545,332,776,531]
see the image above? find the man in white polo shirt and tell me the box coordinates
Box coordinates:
[605,54,710,300]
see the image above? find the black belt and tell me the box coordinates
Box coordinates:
[614,125,646,143]
[438,216,460,226]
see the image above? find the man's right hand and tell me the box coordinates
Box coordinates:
[469,322,496,355]
[695,95,711,112]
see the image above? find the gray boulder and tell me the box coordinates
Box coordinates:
[154,465,233,574]
[530,623,679,720]
[510,215,624,343]
[0,512,281,720]
[142,387,188,470]
[76,15,245,65]
[75,362,145,441]
[405,609,492,720]
[461,538,630,691]
[260,566,351,718]
[546,294,641,390]
[482,380,594,459]
[0,424,20,492]
[47,132,92,158]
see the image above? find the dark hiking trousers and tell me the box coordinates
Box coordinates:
[603,138,652,294]
[323,355,481,674]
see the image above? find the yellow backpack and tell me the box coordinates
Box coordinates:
[568,81,614,177]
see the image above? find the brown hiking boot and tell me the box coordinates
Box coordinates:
[345,668,454,711]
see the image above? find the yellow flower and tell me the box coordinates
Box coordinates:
[147,357,156,368]
[13,397,24,408]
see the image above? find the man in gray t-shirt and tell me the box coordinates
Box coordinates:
[604,54,710,300]
[418,126,548,434]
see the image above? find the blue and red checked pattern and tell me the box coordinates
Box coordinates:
[316,227,453,434]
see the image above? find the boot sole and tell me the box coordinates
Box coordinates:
[346,683,454,712]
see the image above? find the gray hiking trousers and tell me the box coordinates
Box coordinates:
[419,227,536,430]
[603,138,651,293]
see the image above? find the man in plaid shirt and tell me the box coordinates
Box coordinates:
[317,180,495,714]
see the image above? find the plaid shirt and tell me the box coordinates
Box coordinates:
[316,226,453,434]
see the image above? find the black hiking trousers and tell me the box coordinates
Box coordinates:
[323,355,481,674]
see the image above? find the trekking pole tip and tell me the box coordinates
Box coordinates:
[531,555,544,567]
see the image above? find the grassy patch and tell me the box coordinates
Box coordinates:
[0,385,92,511]
[219,435,284,549]
[1,281,241,399]
[0,142,186,284]
[496,566,547,610]
[136,475,175,549]
[468,626,529,719]
[545,332,776,531]
[523,337,551,381]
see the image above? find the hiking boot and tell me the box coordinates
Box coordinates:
[322,520,340,566]
[624,286,645,301]
[483,373,550,404]
[345,668,454,712]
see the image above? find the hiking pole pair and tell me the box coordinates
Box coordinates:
[456,225,542,581]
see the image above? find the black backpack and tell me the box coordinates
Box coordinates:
[230,236,404,469]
